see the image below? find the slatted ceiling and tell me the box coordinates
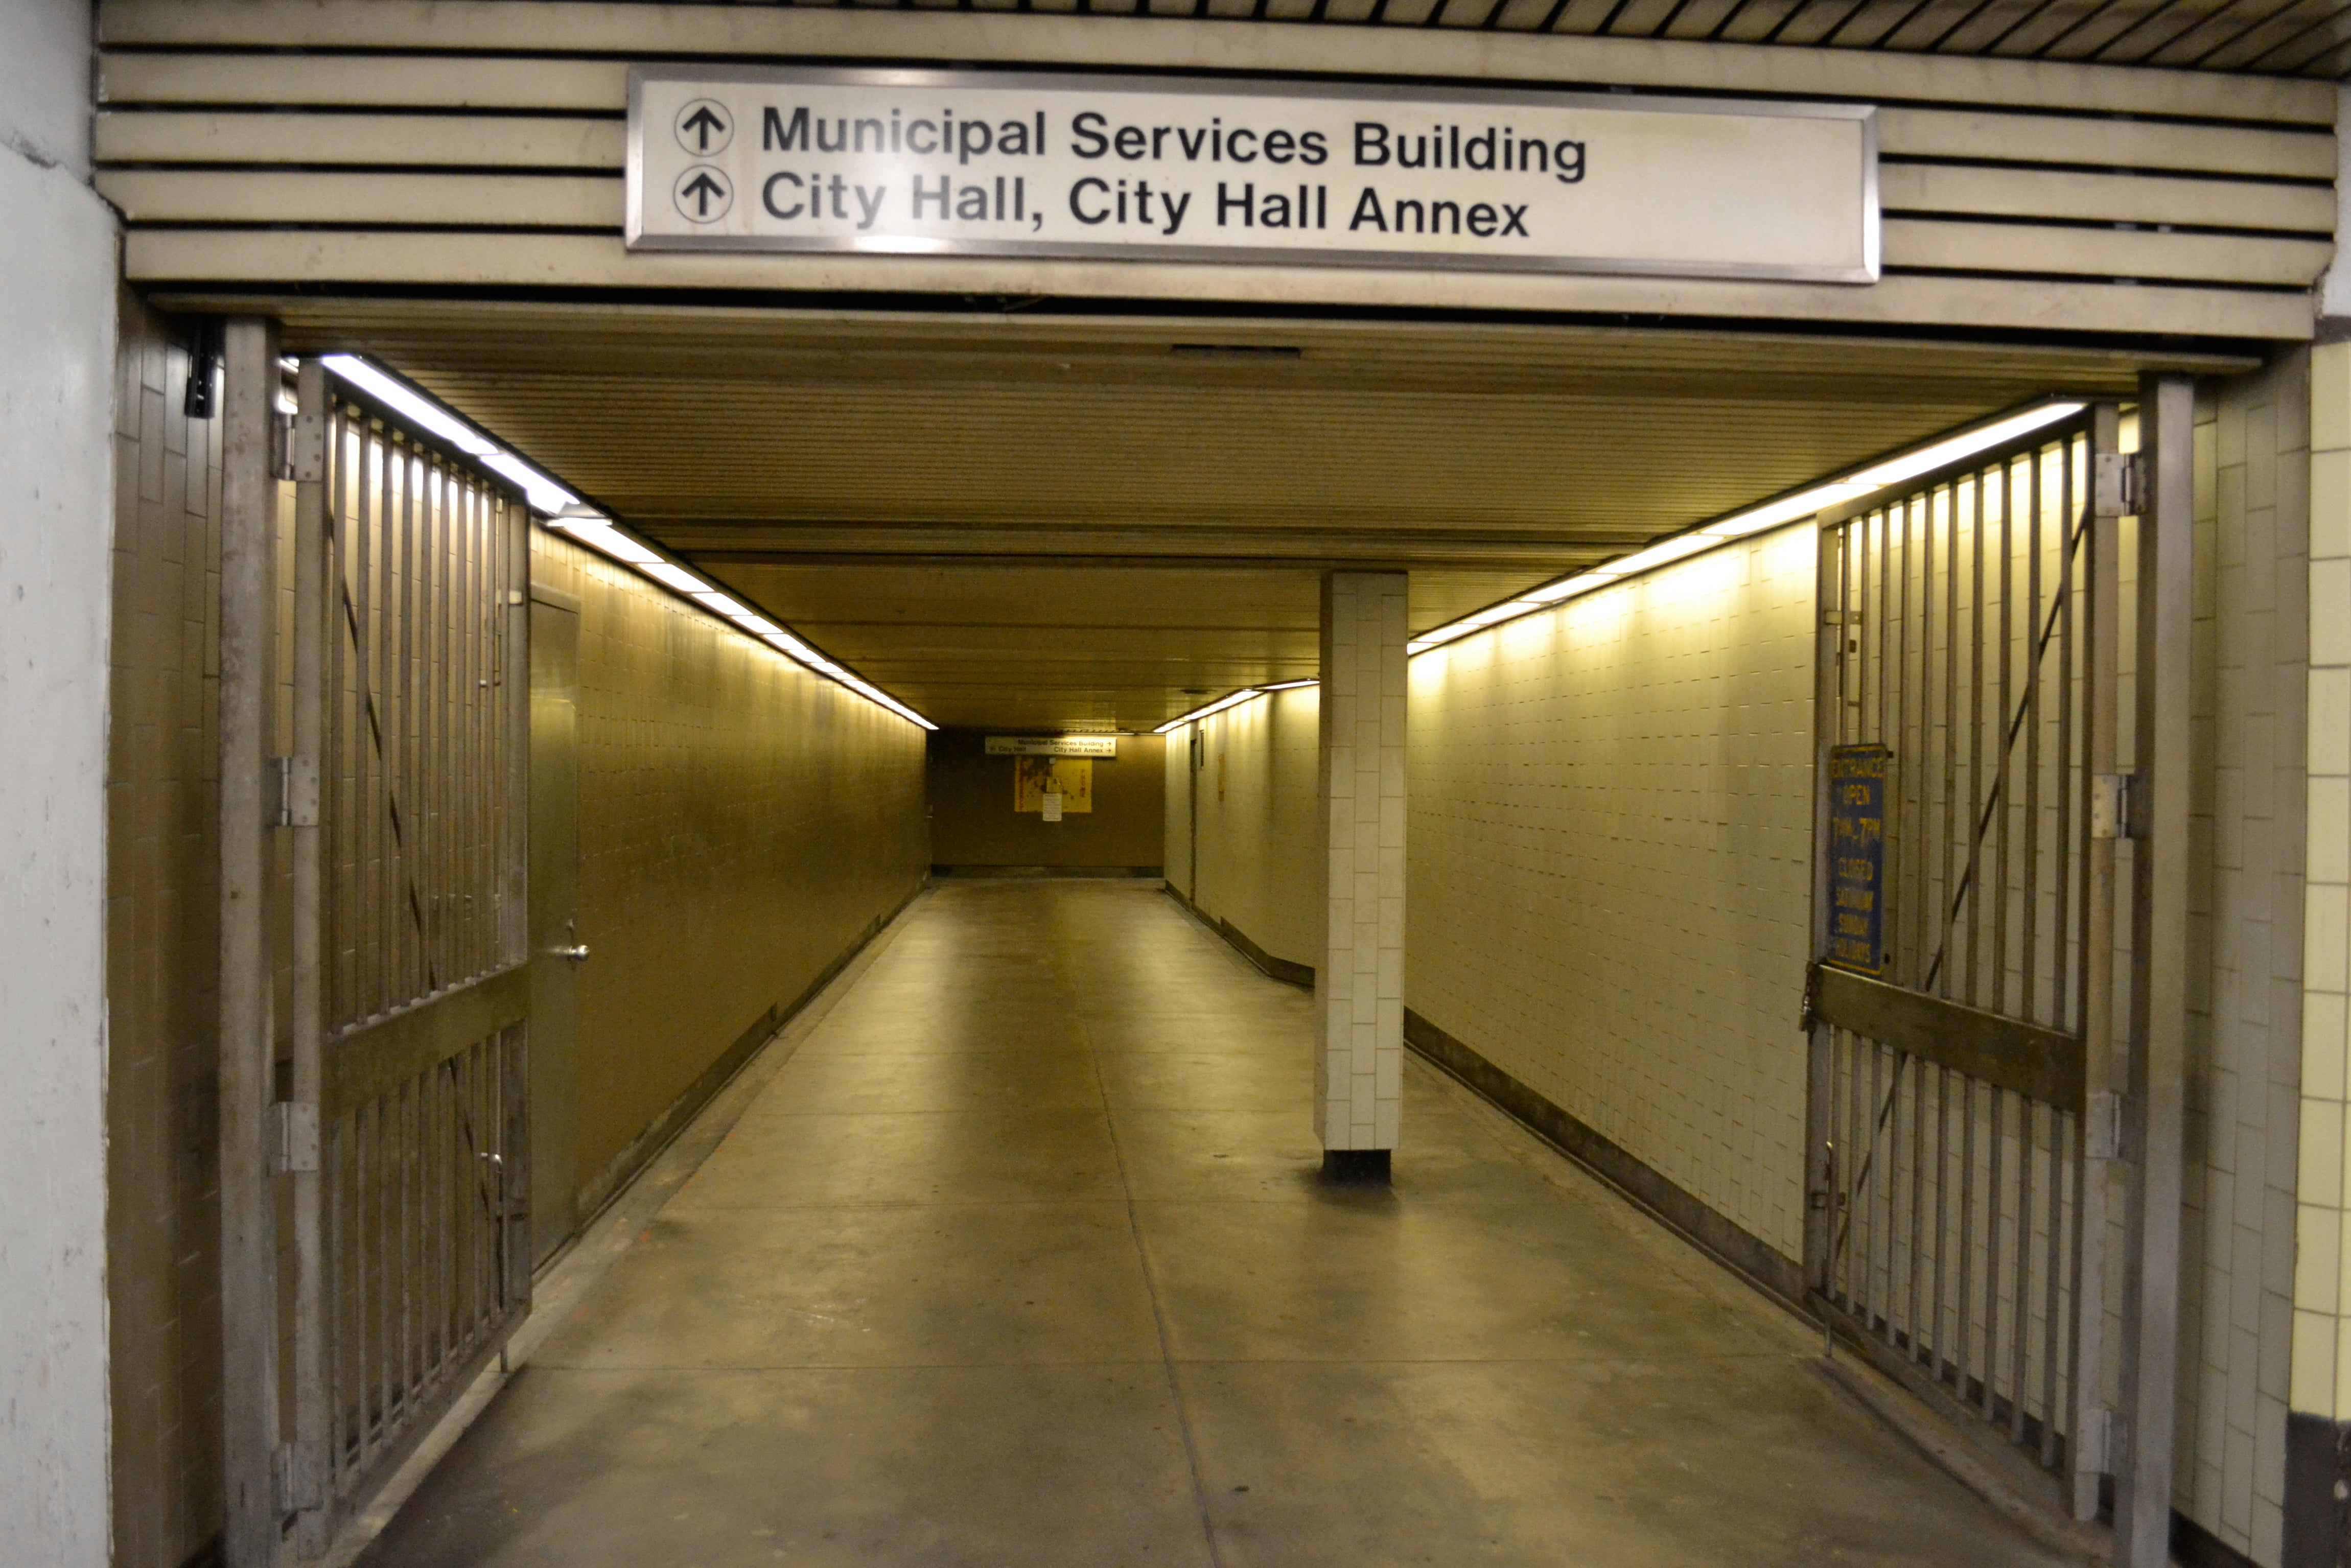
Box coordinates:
[99,2,2341,111]
[94,97,2332,186]
[406,382,2009,541]
[93,5,2336,340]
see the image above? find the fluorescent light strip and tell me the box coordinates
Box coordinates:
[640,560,709,594]
[542,516,941,730]
[1154,687,1263,734]
[1409,400,2085,658]
[322,354,938,733]
[319,355,579,515]
[1260,678,1320,692]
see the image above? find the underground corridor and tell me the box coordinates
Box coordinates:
[115,300,2277,1568]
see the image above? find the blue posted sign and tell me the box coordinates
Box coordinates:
[1827,744,1891,977]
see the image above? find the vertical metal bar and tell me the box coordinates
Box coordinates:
[2041,1108,2070,1466]
[1878,508,1893,751]
[290,359,332,1556]
[2022,451,2045,1027]
[398,442,418,999]
[357,423,380,1019]
[1933,1065,1951,1383]
[1957,1074,1978,1402]
[401,1077,417,1423]
[514,494,530,968]
[356,1099,375,1469]
[455,478,475,980]
[2114,374,2194,1568]
[1966,473,1988,1006]
[1937,484,1956,1001]
[1983,1084,2006,1417]
[1864,1036,1884,1324]
[505,1024,531,1312]
[217,316,283,1568]
[2011,1097,2036,1441]
[1888,1052,1907,1342]
[420,461,441,992]
[324,406,345,1031]
[1994,462,2015,1018]
[2051,442,2077,1035]
[1893,503,1911,980]
[327,1120,346,1510]
[1909,1035,1928,1357]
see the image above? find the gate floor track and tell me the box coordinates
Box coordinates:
[359,881,2076,1568]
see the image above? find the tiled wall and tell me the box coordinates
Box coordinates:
[1190,686,1322,972]
[2170,353,2310,1565]
[1406,529,1820,1256]
[537,532,930,1212]
[105,296,228,1568]
[2290,342,2351,1566]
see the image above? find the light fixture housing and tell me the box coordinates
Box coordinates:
[1155,688,1263,734]
[320,359,937,731]
[1407,399,2085,658]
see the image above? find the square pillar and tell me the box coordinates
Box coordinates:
[1316,570,1407,1175]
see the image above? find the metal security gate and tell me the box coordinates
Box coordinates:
[280,360,534,1557]
[1804,406,2124,1522]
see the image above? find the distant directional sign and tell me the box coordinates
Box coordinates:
[672,165,732,223]
[674,98,733,155]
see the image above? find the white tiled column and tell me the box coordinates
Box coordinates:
[1317,570,1407,1161]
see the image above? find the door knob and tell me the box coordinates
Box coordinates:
[553,944,590,963]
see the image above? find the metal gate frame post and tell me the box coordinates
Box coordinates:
[1804,512,1850,1296]
[289,359,331,1556]
[2073,402,2124,1524]
[2113,373,2195,1568]
[217,316,283,1568]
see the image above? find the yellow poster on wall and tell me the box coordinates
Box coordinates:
[1014,756,1092,813]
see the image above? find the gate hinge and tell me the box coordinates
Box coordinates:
[2077,1408,2117,1475]
[2086,1091,2124,1162]
[268,1101,320,1176]
[270,755,320,829]
[274,1439,325,1513]
[2094,451,2150,518]
[2089,773,2132,840]
[291,403,329,484]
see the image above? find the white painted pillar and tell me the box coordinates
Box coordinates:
[1316,570,1407,1176]
[0,3,120,1561]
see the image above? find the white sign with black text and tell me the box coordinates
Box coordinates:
[628,68,1877,283]
[986,735,1120,758]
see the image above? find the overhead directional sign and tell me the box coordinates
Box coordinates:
[987,735,1119,758]
[627,67,1878,283]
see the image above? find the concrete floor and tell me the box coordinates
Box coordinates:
[362,880,2077,1567]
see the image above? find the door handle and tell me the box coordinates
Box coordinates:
[551,944,590,963]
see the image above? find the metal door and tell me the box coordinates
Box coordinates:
[528,596,583,1261]
[281,361,533,1557]
[1803,407,2122,1519]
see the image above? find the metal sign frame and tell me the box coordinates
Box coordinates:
[624,64,1881,284]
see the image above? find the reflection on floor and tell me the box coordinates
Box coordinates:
[361,879,2072,1567]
